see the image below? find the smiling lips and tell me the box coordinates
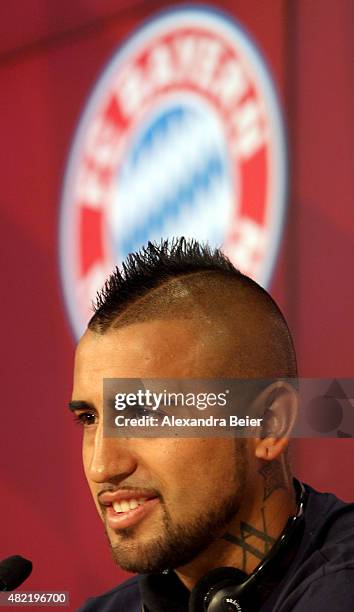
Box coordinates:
[99,489,160,530]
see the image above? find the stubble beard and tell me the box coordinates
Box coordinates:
[104,442,248,573]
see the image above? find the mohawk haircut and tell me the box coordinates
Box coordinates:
[88,237,297,378]
[90,238,243,330]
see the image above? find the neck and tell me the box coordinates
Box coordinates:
[175,458,296,591]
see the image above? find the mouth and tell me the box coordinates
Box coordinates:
[99,490,160,530]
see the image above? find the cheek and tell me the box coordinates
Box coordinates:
[81,438,99,501]
[156,439,236,498]
[82,439,90,479]
[82,463,103,517]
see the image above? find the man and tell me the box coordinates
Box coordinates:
[72,238,354,611]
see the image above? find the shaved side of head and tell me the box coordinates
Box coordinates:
[102,272,296,379]
[88,239,297,380]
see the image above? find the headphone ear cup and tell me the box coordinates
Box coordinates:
[189,567,248,612]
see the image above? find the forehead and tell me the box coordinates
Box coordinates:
[74,319,211,380]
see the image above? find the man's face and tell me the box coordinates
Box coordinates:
[72,320,249,572]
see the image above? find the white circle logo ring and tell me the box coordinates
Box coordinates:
[60,7,287,338]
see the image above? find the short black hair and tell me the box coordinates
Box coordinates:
[88,237,297,378]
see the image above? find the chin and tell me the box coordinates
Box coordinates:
[108,530,212,574]
[109,544,167,574]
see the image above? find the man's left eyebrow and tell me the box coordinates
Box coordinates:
[68,400,94,412]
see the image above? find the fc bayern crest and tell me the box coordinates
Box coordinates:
[60,6,287,338]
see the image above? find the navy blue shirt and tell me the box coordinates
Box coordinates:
[78,484,354,611]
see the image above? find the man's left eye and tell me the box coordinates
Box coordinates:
[131,406,166,420]
[73,412,97,427]
[133,406,154,417]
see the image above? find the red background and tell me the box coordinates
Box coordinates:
[1,1,353,609]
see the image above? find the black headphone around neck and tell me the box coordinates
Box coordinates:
[188,479,307,612]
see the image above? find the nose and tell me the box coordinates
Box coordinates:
[84,424,137,484]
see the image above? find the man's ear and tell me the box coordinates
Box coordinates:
[253,382,298,460]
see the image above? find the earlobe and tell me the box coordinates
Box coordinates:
[255,436,289,460]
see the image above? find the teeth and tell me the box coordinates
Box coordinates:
[112,498,147,513]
